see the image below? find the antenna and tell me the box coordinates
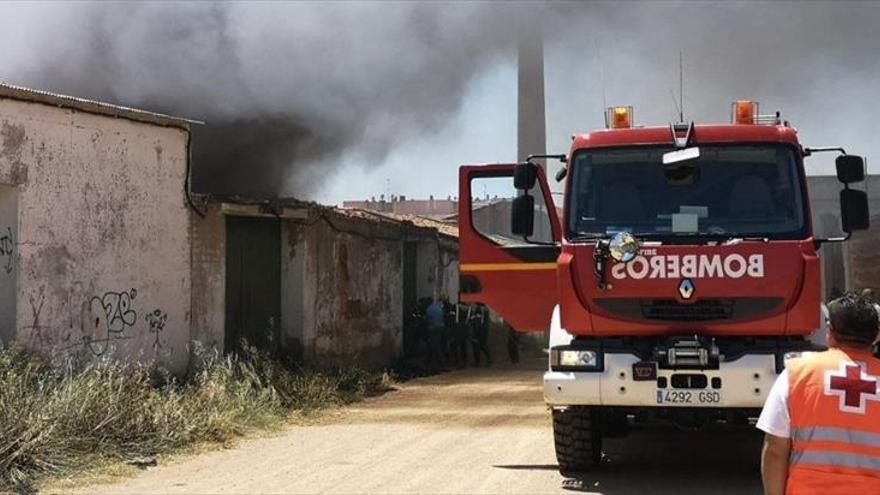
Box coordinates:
[678,51,684,123]
[594,38,607,119]
[669,89,681,122]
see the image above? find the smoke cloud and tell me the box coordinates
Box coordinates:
[544,2,880,171]
[0,1,551,197]
[1,2,878,199]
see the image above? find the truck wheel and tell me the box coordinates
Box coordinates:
[553,406,603,473]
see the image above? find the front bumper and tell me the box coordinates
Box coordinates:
[544,353,779,408]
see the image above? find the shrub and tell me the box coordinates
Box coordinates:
[0,343,394,492]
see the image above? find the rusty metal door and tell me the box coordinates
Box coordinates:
[225,216,281,355]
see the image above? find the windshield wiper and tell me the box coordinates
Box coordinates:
[570,232,772,245]
[569,233,607,242]
[720,236,770,244]
[635,232,771,245]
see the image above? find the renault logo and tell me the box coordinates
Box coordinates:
[678,278,695,300]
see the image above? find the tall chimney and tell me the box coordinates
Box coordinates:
[517,30,546,164]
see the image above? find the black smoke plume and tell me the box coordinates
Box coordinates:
[1,2,879,198]
[0,1,550,197]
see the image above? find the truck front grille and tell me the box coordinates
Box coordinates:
[594,297,782,323]
[642,299,734,321]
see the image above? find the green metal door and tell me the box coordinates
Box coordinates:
[225,216,281,355]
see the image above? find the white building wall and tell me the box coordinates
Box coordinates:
[190,203,226,353]
[0,97,191,371]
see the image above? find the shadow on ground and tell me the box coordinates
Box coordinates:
[497,423,764,495]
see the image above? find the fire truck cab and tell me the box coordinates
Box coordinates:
[458,101,870,472]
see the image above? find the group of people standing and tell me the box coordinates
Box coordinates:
[409,298,495,371]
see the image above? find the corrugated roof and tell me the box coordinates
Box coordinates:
[350,209,459,238]
[0,82,201,130]
[202,195,458,239]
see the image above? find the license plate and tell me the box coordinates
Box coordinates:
[656,389,722,405]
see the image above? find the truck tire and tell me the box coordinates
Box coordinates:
[553,406,602,473]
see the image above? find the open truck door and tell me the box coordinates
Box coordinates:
[458,164,561,332]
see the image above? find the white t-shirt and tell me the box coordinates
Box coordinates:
[756,369,791,438]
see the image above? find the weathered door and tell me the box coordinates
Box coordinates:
[225,216,281,354]
[0,185,15,346]
[458,164,561,332]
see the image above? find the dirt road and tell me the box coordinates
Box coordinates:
[69,356,764,494]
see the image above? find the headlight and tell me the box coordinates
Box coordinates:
[551,349,602,371]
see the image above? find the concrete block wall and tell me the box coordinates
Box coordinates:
[190,202,226,353]
[0,96,192,371]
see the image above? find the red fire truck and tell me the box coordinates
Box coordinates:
[458,101,870,472]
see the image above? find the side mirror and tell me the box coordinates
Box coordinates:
[513,162,538,190]
[511,194,535,237]
[555,167,567,182]
[841,188,869,232]
[836,155,865,183]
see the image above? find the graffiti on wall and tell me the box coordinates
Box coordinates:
[0,226,13,274]
[27,285,171,359]
[80,288,138,356]
[22,287,48,348]
[145,309,167,350]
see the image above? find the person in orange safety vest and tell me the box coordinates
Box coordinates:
[757,292,880,494]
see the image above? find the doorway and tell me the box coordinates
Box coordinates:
[225,216,281,355]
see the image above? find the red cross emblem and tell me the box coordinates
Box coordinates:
[824,361,880,414]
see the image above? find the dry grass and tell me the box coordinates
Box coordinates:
[0,343,394,492]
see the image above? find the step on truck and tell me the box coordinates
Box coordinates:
[457,101,870,472]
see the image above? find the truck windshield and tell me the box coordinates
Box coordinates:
[567,145,807,241]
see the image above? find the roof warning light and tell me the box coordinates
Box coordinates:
[731,100,758,125]
[606,106,633,129]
